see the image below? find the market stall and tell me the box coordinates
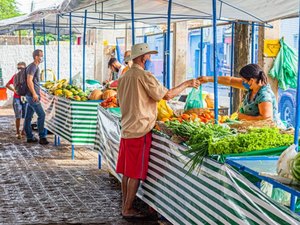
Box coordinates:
[1,0,300,223]
[94,106,300,225]
[40,84,101,159]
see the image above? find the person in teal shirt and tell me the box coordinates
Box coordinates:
[199,64,281,125]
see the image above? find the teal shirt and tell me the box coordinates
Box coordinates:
[240,85,280,123]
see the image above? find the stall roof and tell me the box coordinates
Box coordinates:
[0,0,298,34]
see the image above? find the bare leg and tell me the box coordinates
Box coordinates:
[16,118,21,134]
[121,175,129,212]
[123,178,140,215]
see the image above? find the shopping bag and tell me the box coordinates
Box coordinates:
[184,87,204,111]
[269,38,298,90]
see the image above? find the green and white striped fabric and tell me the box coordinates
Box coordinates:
[94,106,300,225]
[40,89,99,145]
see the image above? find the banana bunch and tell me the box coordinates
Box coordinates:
[45,79,68,94]
[43,81,55,89]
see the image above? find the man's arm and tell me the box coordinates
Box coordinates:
[163,79,199,100]
[27,74,39,102]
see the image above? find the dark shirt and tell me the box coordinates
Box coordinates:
[26,63,40,96]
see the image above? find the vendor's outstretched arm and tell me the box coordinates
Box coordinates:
[163,79,200,100]
[238,102,273,120]
[199,76,245,90]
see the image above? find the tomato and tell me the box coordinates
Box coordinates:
[181,114,190,120]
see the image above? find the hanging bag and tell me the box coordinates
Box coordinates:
[184,86,204,111]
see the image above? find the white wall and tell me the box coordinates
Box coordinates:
[0,44,95,100]
[280,17,299,50]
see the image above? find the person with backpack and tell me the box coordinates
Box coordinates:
[23,49,49,145]
[5,62,27,139]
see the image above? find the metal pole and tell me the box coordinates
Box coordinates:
[230,22,235,115]
[166,0,172,89]
[251,22,255,63]
[43,19,47,81]
[163,32,167,86]
[98,153,102,169]
[82,10,88,91]
[131,0,135,45]
[212,0,218,122]
[199,28,203,76]
[69,12,72,84]
[116,38,121,62]
[293,13,300,148]
[72,145,75,160]
[57,15,60,80]
[32,24,36,50]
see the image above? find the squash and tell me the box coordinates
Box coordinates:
[89,89,103,100]
[102,89,117,100]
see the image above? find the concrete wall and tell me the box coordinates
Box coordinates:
[0,44,95,99]
[280,17,299,50]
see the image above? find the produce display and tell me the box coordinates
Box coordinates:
[100,96,118,108]
[89,89,103,100]
[157,100,174,120]
[43,79,89,101]
[155,118,294,171]
[159,110,230,124]
[102,89,117,100]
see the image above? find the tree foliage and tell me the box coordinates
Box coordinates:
[0,0,20,20]
[34,32,77,45]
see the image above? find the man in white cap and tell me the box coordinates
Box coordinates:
[116,43,200,219]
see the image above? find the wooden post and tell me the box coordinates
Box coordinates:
[233,22,250,112]
[172,21,188,87]
[257,26,264,68]
[18,30,21,45]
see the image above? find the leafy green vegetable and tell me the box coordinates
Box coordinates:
[182,126,294,173]
[209,128,293,155]
[183,123,234,173]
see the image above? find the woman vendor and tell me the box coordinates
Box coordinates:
[199,64,281,124]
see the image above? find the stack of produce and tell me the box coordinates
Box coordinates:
[159,110,230,124]
[155,119,295,171]
[157,100,174,121]
[102,89,117,100]
[43,79,89,101]
[89,89,103,100]
[88,89,117,102]
[100,96,118,108]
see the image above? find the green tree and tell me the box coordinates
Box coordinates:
[0,0,20,20]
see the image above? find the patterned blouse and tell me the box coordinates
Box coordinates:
[239,85,281,124]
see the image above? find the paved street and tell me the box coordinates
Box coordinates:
[0,108,159,225]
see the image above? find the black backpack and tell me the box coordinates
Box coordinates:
[13,67,27,96]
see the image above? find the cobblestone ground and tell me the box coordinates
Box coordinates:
[0,107,159,225]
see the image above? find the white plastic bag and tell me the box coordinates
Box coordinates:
[277,144,297,178]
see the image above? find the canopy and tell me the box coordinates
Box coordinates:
[0,0,298,34]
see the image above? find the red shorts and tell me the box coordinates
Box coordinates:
[116,132,152,180]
